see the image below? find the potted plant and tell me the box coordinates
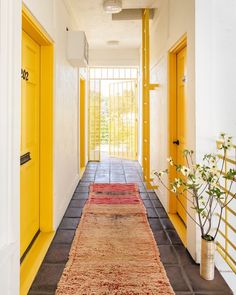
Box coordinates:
[153,133,236,280]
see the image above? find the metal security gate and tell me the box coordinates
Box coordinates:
[109,81,138,160]
[88,79,101,161]
[88,67,138,161]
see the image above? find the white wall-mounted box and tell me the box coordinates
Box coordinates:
[67,31,89,67]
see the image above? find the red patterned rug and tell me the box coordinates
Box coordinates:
[56,183,174,295]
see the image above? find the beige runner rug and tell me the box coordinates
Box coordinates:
[56,183,174,295]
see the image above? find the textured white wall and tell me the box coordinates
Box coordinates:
[148,0,197,260]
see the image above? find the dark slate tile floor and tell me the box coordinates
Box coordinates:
[29,158,233,295]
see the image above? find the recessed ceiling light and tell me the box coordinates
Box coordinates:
[107,40,120,46]
[103,0,122,14]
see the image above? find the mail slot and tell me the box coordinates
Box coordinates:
[20,152,31,165]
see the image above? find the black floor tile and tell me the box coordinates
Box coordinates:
[147,208,158,218]
[78,181,92,187]
[59,217,80,229]
[110,179,126,183]
[160,217,175,230]
[156,207,168,218]
[44,243,71,264]
[140,192,149,200]
[72,192,88,199]
[64,207,83,218]
[29,264,65,292]
[136,183,146,192]
[110,172,124,176]
[69,199,87,208]
[165,265,191,292]
[174,245,196,265]
[143,199,153,207]
[126,177,142,182]
[148,218,163,231]
[166,229,182,244]
[158,245,179,264]
[81,176,95,181]
[110,178,126,182]
[53,229,75,244]
[75,186,89,192]
[146,188,154,193]
[95,173,110,178]
[185,265,233,293]
[153,230,171,245]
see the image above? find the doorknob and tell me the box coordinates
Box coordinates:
[173,140,180,145]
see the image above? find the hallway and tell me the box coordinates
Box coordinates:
[29,159,232,295]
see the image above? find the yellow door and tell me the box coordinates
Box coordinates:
[20,31,40,257]
[176,46,187,224]
[80,78,86,173]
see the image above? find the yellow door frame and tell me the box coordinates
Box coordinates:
[142,9,159,189]
[21,6,54,295]
[168,34,187,245]
[79,77,86,176]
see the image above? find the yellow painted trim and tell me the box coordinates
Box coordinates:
[168,35,187,213]
[168,213,187,246]
[148,83,159,90]
[20,232,55,295]
[21,6,54,295]
[215,142,236,274]
[40,44,54,232]
[142,9,159,189]
[22,6,53,45]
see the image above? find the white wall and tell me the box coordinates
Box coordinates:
[195,0,236,157]
[148,0,197,260]
[53,0,81,228]
[0,0,21,293]
[0,0,84,292]
[195,0,236,291]
[89,48,140,66]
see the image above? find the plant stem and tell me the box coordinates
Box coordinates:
[194,188,204,236]
[214,207,223,240]
[176,195,201,228]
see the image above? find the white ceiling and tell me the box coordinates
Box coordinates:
[65,0,160,49]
